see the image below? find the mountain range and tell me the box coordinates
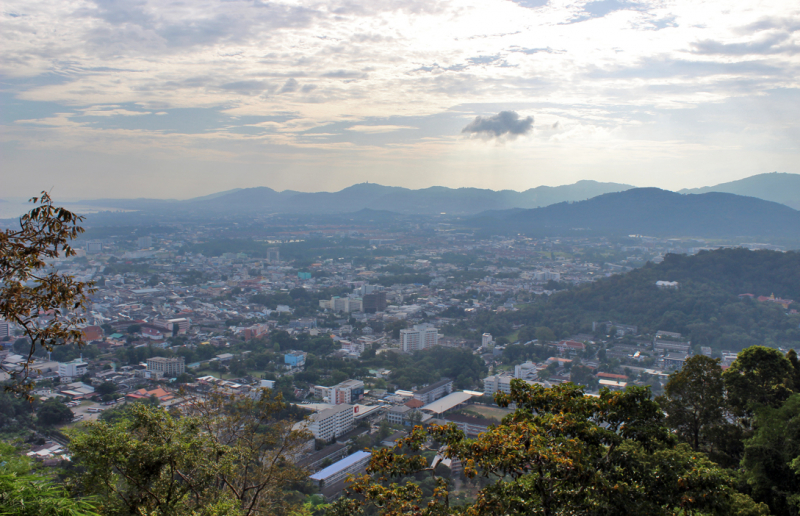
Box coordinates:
[473,188,800,238]
[680,172,800,210]
[73,180,635,216]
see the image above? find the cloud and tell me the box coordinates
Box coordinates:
[279,78,299,93]
[346,125,417,133]
[461,111,534,139]
[219,80,269,94]
[691,32,798,56]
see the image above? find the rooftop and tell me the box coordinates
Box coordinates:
[309,450,372,481]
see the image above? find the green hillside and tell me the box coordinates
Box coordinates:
[496,248,800,351]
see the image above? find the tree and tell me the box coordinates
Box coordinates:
[657,355,725,451]
[787,349,800,391]
[741,394,800,515]
[1,192,95,396]
[723,346,795,419]
[329,382,750,516]
[37,398,73,426]
[535,327,556,344]
[69,388,310,516]
[95,382,117,396]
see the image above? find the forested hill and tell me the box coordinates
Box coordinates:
[506,249,800,351]
[473,188,800,238]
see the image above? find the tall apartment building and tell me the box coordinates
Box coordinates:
[362,291,387,313]
[308,404,354,441]
[481,333,493,348]
[400,324,440,353]
[315,379,365,405]
[58,359,88,380]
[0,320,10,339]
[267,247,280,263]
[146,356,185,378]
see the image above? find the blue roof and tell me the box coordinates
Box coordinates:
[309,450,371,481]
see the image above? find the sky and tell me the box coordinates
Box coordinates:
[1,0,799,200]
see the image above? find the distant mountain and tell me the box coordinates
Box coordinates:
[72,180,634,216]
[474,188,800,238]
[680,172,800,210]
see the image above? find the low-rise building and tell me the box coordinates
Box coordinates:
[58,359,88,381]
[412,378,453,405]
[309,450,372,500]
[146,356,185,378]
[285,351,307,367]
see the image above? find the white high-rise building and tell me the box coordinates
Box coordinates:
[400,324,440,352]
[514,361,538,380]
[482,333,493,348]
[307,404,354,441]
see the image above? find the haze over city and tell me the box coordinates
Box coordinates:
[3,0,799,199]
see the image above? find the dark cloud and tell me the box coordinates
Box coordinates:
[461,111,534,139]
[321,70,368,79]
[301,84,318,93]
[219,80,268,94]
[279,78,299,93]
[467,55,501,65]
[691,33,798,56]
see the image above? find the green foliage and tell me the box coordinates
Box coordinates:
[658,355,725,451]
[69,390,310,516]
[741,394,800,515]
[0,442,99,515]
[723,345,795,418]
[37,398,73,426]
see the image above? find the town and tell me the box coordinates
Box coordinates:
[3,217,794,502]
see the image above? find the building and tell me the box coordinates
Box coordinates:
[0,320,9,339]
[297,443,350,473]
[314,379,365,405]
[400,324,440,353]
[308,404,355,441]
[298,272,312,280]
[482,333,493,348]
[58,359,88,380]
[309,450,372,499]
[320,297,363,313]
[362,291,387,313]
[514,361,539,381]
[386,405,413,426]
[137,236,153,249]
[86,242,103,254]
[533,270,560,282]
[243,323,269,340]
[267,247,280,263]
[339,340,365,356]
[443,413,492,437]
[654,341,690,354]
[413,378,453,405]
[656,281,679,289]
[482,374,513,396]
[146,356,185,378]
[664,353,689,370]
[551,340,586,354]
[285,351,307,367]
